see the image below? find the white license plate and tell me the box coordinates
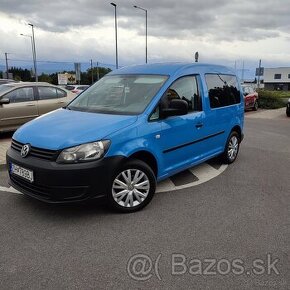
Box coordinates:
[10,163,34,183]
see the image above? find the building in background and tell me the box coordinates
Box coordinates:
[263,67,290,91]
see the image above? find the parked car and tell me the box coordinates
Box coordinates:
[0,79,16,85]
[286,98,290,117]
[7,63,244,212]
[242,85,259,111]
[65,85,89,94]
[0,82,74,133]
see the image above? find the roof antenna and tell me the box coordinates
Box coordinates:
[194,51,199,63]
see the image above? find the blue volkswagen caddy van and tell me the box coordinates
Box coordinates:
[6,63,244,212]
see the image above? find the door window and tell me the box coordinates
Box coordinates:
[38,86,58,100]
[5,87,34,103]
[150,76,201,121]
[164,76,201,112]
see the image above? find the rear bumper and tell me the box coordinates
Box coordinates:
[6,147,125,203]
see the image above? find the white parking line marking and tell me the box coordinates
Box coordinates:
[0,186,22,194]
[189,163,227,181]
[156,163,228,193]
[156,178,176,193]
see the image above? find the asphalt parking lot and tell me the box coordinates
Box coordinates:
[0,112,289,289]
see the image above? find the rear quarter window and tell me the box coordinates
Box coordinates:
[57,88,67,98]
[205,74,241,108]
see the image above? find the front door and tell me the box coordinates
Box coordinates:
[158,76,209,176]
[0,87,38,131]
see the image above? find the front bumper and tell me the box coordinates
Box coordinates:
[6,147,125,203]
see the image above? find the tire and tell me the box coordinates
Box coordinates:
[222,131,240,164]
[287,109,290,117]
[252,100,258,111]
[107,159,156,213]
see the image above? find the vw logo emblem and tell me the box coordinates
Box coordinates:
[21,144,31,158]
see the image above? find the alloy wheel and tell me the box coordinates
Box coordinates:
[227,135,239,162]
[112,169,150,208]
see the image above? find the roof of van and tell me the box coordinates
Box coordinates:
[109,62,235,77]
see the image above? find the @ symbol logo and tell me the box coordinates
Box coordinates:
[127,253,162,281]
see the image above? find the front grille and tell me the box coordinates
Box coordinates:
[10,175,50,198]
[11,139,59,161]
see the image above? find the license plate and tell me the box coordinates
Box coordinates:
[10,163,34,183]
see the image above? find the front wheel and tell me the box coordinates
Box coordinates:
[252,100,258,111]
[222,131,240,164]
[108,159,156,213]
[286,109,290,117]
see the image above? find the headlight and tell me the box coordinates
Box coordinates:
[56,140,110,163]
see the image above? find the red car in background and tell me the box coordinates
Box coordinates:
[242,85,259,111]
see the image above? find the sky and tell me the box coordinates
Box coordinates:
[0,0,290,79]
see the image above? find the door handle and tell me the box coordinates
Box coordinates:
[58,101,65,104]
[195,123,203,129]
[26,104,36,107]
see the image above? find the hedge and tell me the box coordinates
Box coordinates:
[257,90,289,109]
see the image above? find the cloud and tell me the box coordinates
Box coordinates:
[1,0,290,40]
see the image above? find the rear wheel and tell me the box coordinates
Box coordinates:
[108,159,156,212]
[222,131,240,164]
[286,109,290,117]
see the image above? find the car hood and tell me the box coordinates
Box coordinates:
[13,108,138,150]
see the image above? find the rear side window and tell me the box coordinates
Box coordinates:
[38,86,58,100]
[205,74,241,108]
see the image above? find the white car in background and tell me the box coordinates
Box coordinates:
[65,85,90,94]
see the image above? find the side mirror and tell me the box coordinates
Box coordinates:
[161,99,188,118]
[0,98,10,105]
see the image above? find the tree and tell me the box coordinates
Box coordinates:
[9,67,32,81]
[38,73,53,83]
[1,66,111,85]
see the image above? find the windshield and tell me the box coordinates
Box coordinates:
[67,74,168,115]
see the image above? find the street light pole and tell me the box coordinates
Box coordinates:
[4,53,9,78]
[20,34,34,78]
[257,59,262,89]
[110,3,118,69]
[134,5,148,63]
[28,23,38,81]
[90,59,94,84]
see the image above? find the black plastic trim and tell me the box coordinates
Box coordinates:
[163,131,225,153]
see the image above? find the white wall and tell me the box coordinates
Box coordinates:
[264,67,290,83]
